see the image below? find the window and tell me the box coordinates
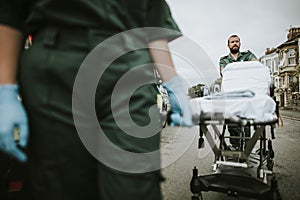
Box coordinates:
[278,51,285,67]
[274,77,279,87]
[281,76,285,87]
[266,59,271,71]
[288,49,296,65]
[273,59,278,72]
[289,75,294,84]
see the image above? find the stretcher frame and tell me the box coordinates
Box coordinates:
[190,112,281,200]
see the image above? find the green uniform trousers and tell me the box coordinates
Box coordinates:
[228,125,250,148]
[18,27,162,200]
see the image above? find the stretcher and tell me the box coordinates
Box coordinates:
[189,61,282,200]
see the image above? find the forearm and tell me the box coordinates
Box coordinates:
[148,39,177,82]
[219,60,226,75]
[220,66,224,73]
[0,25,23,84]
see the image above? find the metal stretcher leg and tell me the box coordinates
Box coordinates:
[191,121,281,200]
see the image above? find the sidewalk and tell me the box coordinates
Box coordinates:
[279,108,300,121]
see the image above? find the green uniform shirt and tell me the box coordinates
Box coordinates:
[219,50,257,70]
[0,0,180,41]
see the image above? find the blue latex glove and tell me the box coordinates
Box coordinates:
[0,84,29,162]
[163,76,193,127]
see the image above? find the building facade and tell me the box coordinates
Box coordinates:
[260,27,300,109]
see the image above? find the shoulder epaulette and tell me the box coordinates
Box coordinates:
[241,50,252,55]
[220,55,228,60]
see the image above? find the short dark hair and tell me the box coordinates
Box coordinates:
[227,35,240,44]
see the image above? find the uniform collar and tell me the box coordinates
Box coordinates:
[228,52,241,61]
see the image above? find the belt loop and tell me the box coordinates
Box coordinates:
[43,27,59,47]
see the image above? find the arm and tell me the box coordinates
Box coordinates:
[148,39,177,82]
[220,66,225,75]
[146,0,180,79]
[148,39,193,127]
[0,25,23,84]
[219,58,227,76]
[145,1,192,126]
[246,50,257,61]
[0,24,28,162]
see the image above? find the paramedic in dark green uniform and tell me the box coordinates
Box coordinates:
[219,34,257,148]
[0,1,193,200]
[219,35,257,74]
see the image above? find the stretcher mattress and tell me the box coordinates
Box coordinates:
[190,61,277,122]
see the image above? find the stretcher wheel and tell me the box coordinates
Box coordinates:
[191,195,203,200]
[190,167,204,200]
[266,178,282,200]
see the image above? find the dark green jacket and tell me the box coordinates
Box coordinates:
[0,0,180,41]
[219,50,257,70]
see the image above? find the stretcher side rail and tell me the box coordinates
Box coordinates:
[192,112,278,126]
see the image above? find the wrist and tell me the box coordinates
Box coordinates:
[0,84,19,101]
[0,84,18,91]
[162,76,184,93]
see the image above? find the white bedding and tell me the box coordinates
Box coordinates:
[190,61,277,122]
[222,61,271,95]
[190,94,276,122]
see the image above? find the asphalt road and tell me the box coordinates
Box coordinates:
[160,115,300,200]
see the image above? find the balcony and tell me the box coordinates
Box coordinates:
[280,65,297,73]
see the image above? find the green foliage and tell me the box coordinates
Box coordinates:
[188,83,205,98]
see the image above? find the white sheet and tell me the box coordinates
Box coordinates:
[190,94,276,122]
[222,61,271,95]
[191,61,276,122]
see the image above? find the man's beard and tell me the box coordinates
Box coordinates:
[230,46,240,54]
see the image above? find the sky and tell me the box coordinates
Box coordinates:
[165,0,300,86]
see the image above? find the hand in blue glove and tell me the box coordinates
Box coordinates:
[0,84,29,162]
[163,76,193,127]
